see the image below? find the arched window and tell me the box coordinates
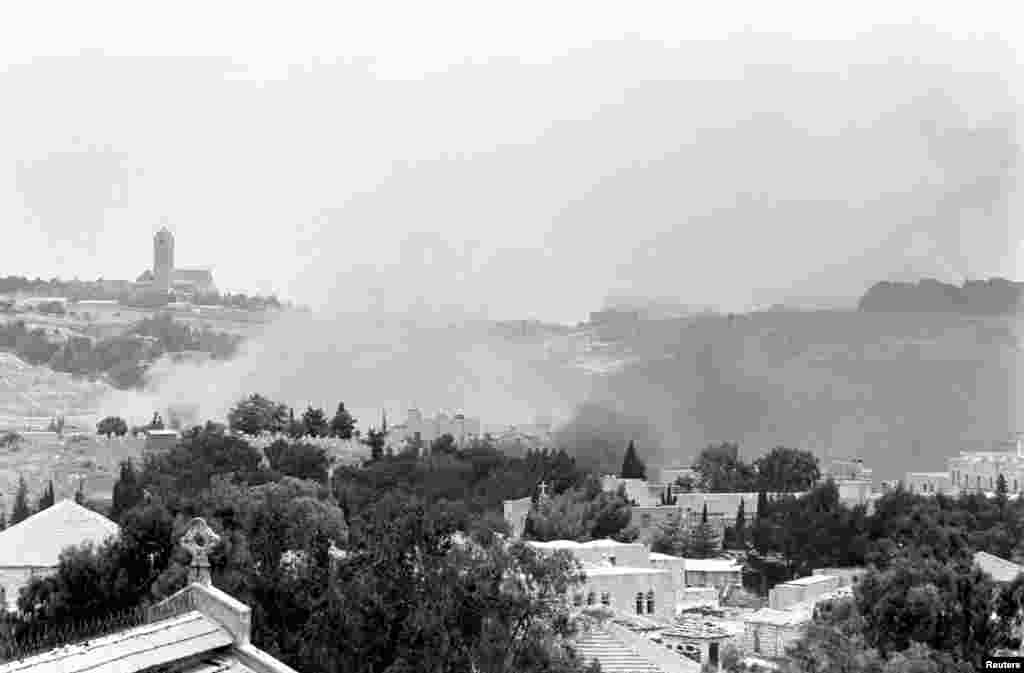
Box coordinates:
[635,593,644,614]
[600,592,611,606]
[646,590,655,614]
[586,592,596,606]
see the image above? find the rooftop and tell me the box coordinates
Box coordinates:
[0,500,119,569]
[0,518,299,673]
[975,551,1024,584]
[781,574,838,587]
[682,559,742,573]
[661,618,731,641]
[744,607,812,627]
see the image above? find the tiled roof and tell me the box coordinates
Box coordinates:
[0,611,232,673]
[975,551,1024,584]
[661,616,731,640]
[0,500,119,567]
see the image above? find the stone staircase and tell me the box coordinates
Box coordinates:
[573,627,665,673]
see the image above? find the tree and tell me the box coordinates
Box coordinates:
[328,402,356,439]
[36,480,55,511]
[271,442,330,484]
[997,473,1009,500]
[285,408,305,439]
[732,497,747,549]
[430,433,457,455]
[754,446,821,492]
[74,478,86,505]
[659,484,677,505]
[0,431,22,450]
[689,503,720,559]
[693,442,756,492]
[96,416,128,438]
[363,428,386,462]
[651,509,690,556]
[10,475,31,526]
[227,394,288,436]
[111,459,145,520]
[619,440,646,479]
[301,406,329,438]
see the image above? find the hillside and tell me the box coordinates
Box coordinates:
[552,310,1023,481]
[859,277,1024,314]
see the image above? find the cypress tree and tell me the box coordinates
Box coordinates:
[620,440,647,479]
[733,498,747,549]
[36,480,55,511]
[690,503,720,559]
[10,474,31,526]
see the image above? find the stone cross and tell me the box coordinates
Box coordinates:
[538,481,549,501]
[181,517,221,586]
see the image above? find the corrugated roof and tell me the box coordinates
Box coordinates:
[0,611,232,673]
[0,500,119,567]
[975,551,1024,584]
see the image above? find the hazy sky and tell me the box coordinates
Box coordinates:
[3,2,1024,323]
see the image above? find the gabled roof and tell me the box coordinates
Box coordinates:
[0,500,119,567]
[0,611,232,673]
[975,551,1024,584]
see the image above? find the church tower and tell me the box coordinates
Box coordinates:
[153,226,175,293]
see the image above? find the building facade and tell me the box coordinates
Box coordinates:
[948,436,1024,495]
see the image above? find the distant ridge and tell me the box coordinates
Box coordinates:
[858,278,1024,315]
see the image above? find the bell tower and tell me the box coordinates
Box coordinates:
[153,225,175,293]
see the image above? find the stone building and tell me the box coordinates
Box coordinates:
[136,226,217,298]
[387,408,482,454]
[948,435,1024,495]
[0,500,120,612]
[527,540,676,622]
[904,471,955,495]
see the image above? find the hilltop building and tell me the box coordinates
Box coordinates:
[135,226,217,297]
[0,500,120,612]
[947,434,1024,495]
[0,517,300,673]
[387,408,481,454]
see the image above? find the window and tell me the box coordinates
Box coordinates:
[646,590,655,614]
[641,514,652,528]
[636,593,644,614]
[586,592,596,606]
[753,629,761,654]
[573,593,583,607]
[600,592,611,606]
[609,555,616,567]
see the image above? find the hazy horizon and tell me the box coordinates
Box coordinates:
[6,4,1024,461]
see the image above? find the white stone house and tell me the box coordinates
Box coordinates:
[0,499,120,612]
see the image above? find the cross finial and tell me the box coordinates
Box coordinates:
[181,517,221,586]
[538,481,549,500]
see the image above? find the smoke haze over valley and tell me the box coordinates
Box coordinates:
[4,5,1024,479]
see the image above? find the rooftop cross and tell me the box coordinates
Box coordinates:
[181,517,221,586]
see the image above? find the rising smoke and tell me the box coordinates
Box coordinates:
[10,25,1023,454]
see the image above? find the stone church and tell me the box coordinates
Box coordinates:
[135,226,217,297]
